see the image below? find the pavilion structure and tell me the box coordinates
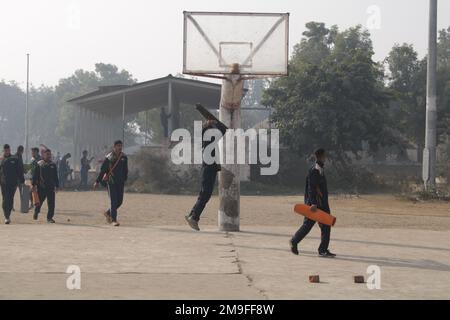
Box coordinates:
[68,75,223,168]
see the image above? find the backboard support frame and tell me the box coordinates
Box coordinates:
[183,11,289,79]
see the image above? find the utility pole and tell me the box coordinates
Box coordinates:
[423,0,438,190]
[122,93,126,145]
[25,54,30,163]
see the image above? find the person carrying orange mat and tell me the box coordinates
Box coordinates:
[289,148,336,258]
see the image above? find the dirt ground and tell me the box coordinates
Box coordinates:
[7,191,450,230]
[1,191,450,300]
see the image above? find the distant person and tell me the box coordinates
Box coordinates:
[79,150,94,190]
[59,153,72,188]
[32,149,59,223]
[289,148,336,258]
[94,140,128,227]
[39,144,49,159]
[55,151,61,171]
[185,119,227,231]
[160,107,171,138]
[29,148,41,177]
[29,147,41,208]
[0,144,24,224]
[15,145,25,211]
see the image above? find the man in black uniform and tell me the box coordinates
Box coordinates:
[32,149,59,223]
[15,145,24,175]
[185,119,227,231]
[15,145,25,211]
[0,144,24,224]
[290,149,336,258]
[79,150,93,190]
[94,140,128,227]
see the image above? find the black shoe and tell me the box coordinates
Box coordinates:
[318,250,336,258]
[47,219,56,224]
[103,210,112,224]
[185,215,200,231]
[289,240,299,255]
[33,213,38,220]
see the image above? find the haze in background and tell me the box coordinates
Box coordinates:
[1,0,450,87]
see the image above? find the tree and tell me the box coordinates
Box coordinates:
[55,63,137,151]
[263,23,396,165]
[29,85,59,148]
[291,22,337,67]
[385,43,427,160]
[437,27,450,139]
[0,81,25,148]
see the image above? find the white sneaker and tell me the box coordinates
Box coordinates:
[5,219,11,225]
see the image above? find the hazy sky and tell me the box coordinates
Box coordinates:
[1,0,449,88]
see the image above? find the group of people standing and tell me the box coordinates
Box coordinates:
[0,140,128,227]
[0,145,58,224]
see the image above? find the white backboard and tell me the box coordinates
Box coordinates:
[183,12,289,76]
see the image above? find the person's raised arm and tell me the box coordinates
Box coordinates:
[214,121,228,136]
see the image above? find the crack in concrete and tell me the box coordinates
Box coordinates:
[224,232,269,300]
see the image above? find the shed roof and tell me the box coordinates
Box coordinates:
[68,75,224,116]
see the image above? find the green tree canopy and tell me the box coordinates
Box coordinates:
[385,43,426,156]
[0,81,25,148]
[263,23,396,164]
[55,63,137,149]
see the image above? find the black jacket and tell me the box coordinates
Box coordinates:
[202,121,227,169]
[96,152,128,185]
[0,155,24,186]
[32,160,59,189]
[304,163,330,213]
[15,153,25,184]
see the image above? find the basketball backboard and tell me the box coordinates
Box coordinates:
[183,12,289,77]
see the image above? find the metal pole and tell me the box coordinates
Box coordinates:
[122,93,126,144]
[145,111,149,146]
[25,54,30,162]
[218,66,244,232]
[167,79,173,138]
[423,0,438,190]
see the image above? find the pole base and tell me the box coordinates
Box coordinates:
[219,224,240,232]
[218,212,240,232]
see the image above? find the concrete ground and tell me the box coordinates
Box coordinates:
[0,192,449,299]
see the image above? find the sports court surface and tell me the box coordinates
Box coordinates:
[0,192,449,299]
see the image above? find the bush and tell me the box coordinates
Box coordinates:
[127,149,200,194]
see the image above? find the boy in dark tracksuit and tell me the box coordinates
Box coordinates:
[185,119,227,231]
[0,144,25,224]
[290,148,336,258]
[94,140,128,227]
[32,149,59,223]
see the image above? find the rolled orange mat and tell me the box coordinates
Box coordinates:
[294,204,336,226]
